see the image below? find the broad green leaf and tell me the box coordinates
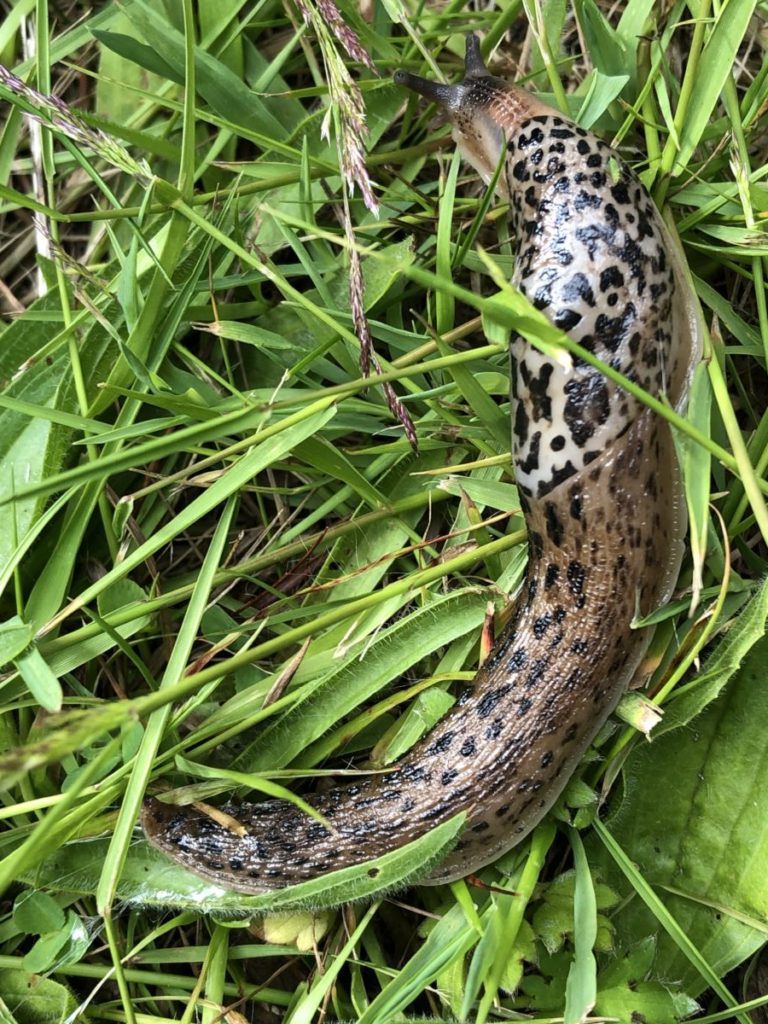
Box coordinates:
[531,871,617,955]
[657,576,768,735]
[202,321,296,350]
[519,949,571,1009]
[595,937,699,1023]
[198,0,244,81]
[589,630,768,993]
[597,981,699,1023]
[96,577,149,618]
[348,236,416,310]
[22,927,71,975]
[12,890,65,935]
[499,918,538,994]
[92,29,178,83]
[0,970,77,1024]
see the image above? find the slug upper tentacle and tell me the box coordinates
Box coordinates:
[142,35,700,893]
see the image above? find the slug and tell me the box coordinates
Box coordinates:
[142,35,700,893]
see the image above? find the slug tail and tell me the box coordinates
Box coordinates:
[142,773,439,894]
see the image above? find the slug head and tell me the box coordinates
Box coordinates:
[395,34,551,193]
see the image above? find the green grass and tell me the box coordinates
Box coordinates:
[1,0,768,1021]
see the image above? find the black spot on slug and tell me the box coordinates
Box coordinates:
[426,733,455,755]
[533,613,552,638]
[508,648,528,671]
[544,502,563,546]
[562,271,595,308]
[517,697,533,717]
[563,722,580,743]
[476,686,512,719]
[525,659,547,688]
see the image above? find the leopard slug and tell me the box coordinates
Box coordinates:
[142,35,700,893]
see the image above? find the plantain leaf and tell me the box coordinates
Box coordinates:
[589,627,768,993]
[656,576,768,736]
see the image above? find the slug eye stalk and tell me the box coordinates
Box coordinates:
[394,32,494,111]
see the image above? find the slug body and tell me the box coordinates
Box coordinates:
[142,37,700,893]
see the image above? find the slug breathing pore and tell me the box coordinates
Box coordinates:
[142,34,700,893]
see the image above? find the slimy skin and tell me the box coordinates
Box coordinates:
[141,36,700,893]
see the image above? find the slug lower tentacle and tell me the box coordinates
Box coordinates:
[142,35,701,893]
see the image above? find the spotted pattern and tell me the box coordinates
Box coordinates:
[503,114,681,499]
[142,63,699,896]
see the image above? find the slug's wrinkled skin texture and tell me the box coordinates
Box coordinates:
[142,36,700,894]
